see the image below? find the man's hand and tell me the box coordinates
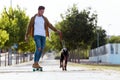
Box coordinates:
[56,30,61,34]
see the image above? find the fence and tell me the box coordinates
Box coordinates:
[0,48,34,67]
[68,49,89,63]
[89,43,120,64]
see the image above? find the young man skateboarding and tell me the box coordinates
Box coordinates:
[25,6,61,68]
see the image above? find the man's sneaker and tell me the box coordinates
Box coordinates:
[32,62,41,68]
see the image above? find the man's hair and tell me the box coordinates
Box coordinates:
[38,6,45,10]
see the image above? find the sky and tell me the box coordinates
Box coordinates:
[0,0,120,36]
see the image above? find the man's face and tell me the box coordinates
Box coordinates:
[38,9,44,16]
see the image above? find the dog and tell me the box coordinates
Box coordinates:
[60,48,69,71]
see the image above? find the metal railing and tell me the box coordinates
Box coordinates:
[0,48,34,67]
[68,49,89,63]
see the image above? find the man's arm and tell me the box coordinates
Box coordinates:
[25,17,33,41]
[44,16,59,32]
[49,23,57,31]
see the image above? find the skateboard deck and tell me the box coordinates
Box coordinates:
[33,67,43,72]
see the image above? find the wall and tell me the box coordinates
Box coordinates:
[89,43,120,64]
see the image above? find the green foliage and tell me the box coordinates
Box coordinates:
[0,6,29,47]
[47,4,107,60]
[0,6,35,52]
[0,29,9,48]
[18,37,35,53]
[49,5,97,50]
[91,27,107,49]
[50,32,62,51]
[108,36,120,43]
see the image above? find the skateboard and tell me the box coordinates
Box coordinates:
[33,67,43,72]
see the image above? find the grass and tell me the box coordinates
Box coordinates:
[69,62,120,71]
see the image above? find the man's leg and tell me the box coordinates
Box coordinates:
[33,35,42,68]
[33,36,46,68]
[36,36,46,66]
[40,36,46,56]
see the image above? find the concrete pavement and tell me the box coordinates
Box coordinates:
[0,52,120,80]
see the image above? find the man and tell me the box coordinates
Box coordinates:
[25,6,61,68]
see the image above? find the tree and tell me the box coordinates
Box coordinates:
[91,27,107,49]
[0,6,29,47]
[49,5,98,50]
[0,29,9,48]
[108,36,120,43]
[0,6,35,52]
[18,37,35,53]
[49,31,62,51]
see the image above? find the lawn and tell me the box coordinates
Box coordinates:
[69,62,120,71]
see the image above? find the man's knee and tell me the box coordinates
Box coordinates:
[38,48,41,52]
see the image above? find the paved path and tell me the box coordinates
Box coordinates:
[0,52,120,80]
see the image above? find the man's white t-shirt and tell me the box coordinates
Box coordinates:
[34,16,46,37]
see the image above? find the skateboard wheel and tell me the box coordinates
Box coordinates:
[39,68,43,71]
[33,69,35,72]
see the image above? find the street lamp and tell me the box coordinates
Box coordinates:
[10,0,12,8]
[96,30,99,63]
[97,32,99,47]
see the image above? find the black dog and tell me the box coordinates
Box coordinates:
[60,48,69,71]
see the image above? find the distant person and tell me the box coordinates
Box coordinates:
[25,6,61,68]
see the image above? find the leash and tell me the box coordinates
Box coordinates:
[59,32,66,48]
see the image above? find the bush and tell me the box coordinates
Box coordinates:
[55,55,60,59]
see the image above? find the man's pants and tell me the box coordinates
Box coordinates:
[34,35,46,62]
